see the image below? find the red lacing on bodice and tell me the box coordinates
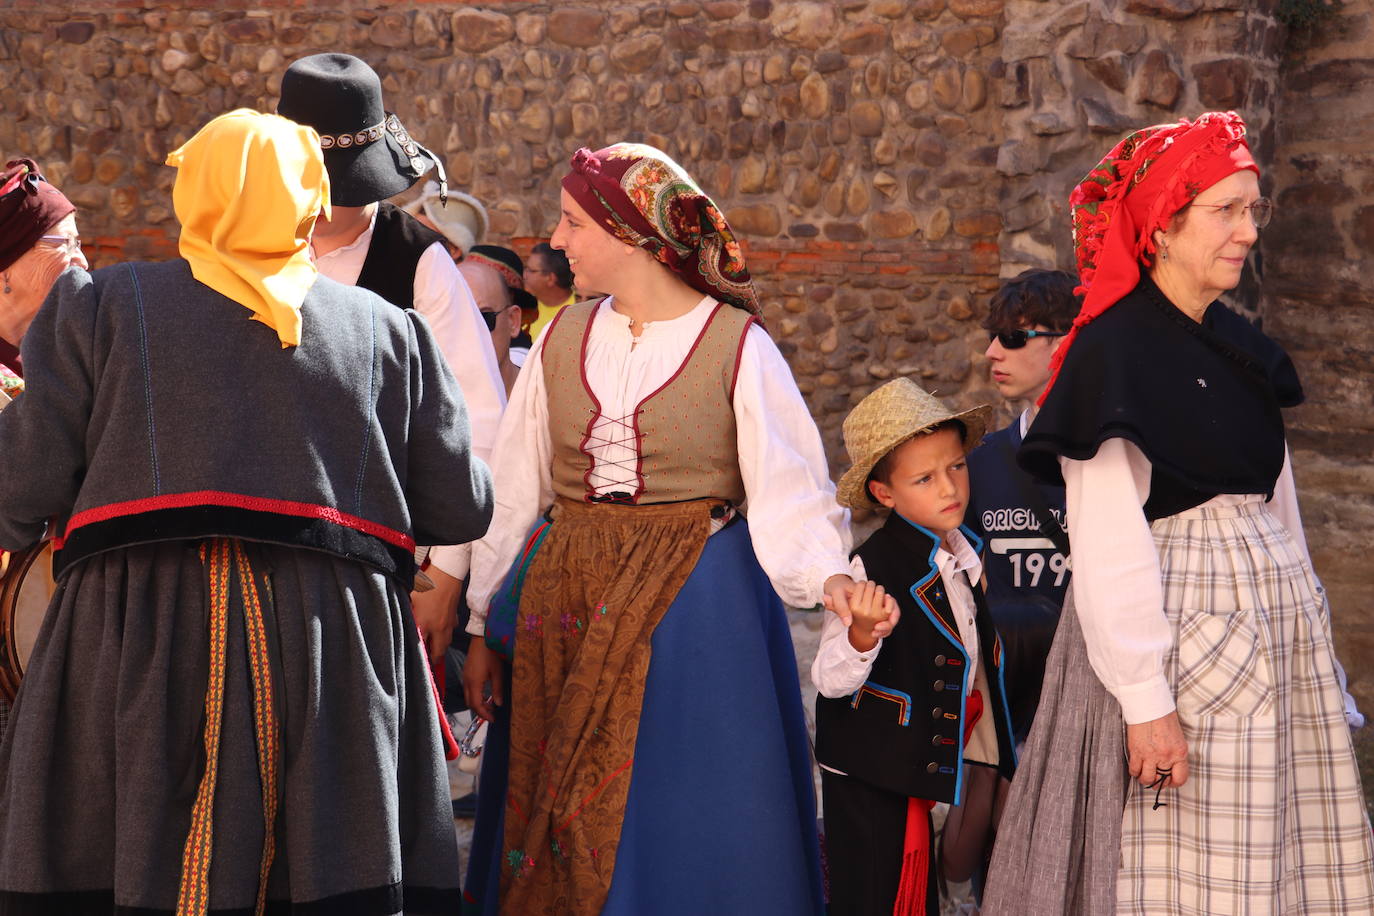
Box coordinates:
[581,408,645,499]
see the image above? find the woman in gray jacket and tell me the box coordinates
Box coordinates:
[0,110,492,916]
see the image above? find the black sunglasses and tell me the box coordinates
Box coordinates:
[480,311,500,330]
[988,329,1066,349]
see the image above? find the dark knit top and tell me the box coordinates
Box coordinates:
[1020,276,1303,520]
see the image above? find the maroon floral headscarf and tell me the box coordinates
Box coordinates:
[1041,111,1258,404]
[0,158,75,273]
[561,143,761,316]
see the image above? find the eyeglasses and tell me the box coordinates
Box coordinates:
[38,234,82,256]
[1190,197,1273,229]
[480,311,499,330]
[988,329,1066,349]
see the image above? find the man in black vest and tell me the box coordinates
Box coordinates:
[279,53,505,662]
[964,268,1079,742]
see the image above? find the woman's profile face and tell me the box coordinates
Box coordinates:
[549,189,631,295]
[1158,169,1261,302]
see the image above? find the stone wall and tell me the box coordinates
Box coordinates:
[996,0,1285,321]
[1266,0,1374,706]
[2,0,1014,473]
[3,1,1372,689]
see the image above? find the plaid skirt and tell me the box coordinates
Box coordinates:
[986,496,1374,915]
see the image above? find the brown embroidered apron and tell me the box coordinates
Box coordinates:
[501,497,717,915]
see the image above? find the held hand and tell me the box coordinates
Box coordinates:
[409,566,463,664]
[462,635,506,723]
[1126,710,1189,789]
[822,574,859,626]
[845,581,901,652]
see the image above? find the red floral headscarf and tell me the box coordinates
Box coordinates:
[1040,111,1258,404]
[561,143,761,316]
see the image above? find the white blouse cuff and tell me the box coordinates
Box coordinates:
[1114,673,1177,725]
[427,543,471,580]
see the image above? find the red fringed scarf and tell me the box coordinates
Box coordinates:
[893,689,986,916]
[1040,111,1258,405]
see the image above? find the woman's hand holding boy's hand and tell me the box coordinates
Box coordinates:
[844,580,900,653]
[822,573,860,625]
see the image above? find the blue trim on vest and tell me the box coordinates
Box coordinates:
[895,512,972,806]
[849,682,914,726]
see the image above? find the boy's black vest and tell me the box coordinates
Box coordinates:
[355,202,444,310]
[815,514,1016,805]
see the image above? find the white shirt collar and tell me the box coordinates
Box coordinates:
[313,206,379,263]
[936,527,983,580]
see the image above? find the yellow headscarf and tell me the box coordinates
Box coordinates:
[166,109,331,348]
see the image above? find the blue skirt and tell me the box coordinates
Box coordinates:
[464,518,824,914]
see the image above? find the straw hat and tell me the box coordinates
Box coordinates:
[835,378,992,509]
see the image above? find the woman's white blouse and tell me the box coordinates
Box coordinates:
[466,296,853,633]
[1063,438,1313,725]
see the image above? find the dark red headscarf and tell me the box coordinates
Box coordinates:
[561,143,761,315]
[0,158,75,273]
[1040,112,1258,404]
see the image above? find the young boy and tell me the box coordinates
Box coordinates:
[814,378,1016,916]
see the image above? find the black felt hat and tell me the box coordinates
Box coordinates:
[278,53,445,207]
[466,244,538,313]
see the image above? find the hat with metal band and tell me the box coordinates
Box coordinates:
[466,244,537,313]
[835,378,991,509]
[278,53,446,208]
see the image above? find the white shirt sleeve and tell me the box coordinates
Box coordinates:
[1061,438,1176,724]
[811,556,881,697]
[734,325,853,608]
[412,242,506,464]
[464,336,554,634]
[1267,445,1312,569]
[414,243,507,580]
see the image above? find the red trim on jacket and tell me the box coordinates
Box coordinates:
[53,490,416,551]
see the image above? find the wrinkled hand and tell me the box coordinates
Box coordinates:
[1126,710,1189,788]
[462,635,505,723]
[409,566,462,664]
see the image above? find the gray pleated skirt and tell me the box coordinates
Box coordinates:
[0,539,460,915]
[984,498,1374,915]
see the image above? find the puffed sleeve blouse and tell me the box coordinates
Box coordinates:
[466,296,853,634]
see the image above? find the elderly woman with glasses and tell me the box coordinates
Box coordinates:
[0,159,86,385]
[0,159,85,732]
[981,112,1374,915]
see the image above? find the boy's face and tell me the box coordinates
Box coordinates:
[867,427,970,536]
[984,322,1064,402]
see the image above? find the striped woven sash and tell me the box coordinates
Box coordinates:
[176,538,280,916]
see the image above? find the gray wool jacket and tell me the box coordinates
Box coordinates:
[0,260,493,587]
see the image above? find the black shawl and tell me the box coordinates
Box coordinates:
[1019,276,1303,521]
